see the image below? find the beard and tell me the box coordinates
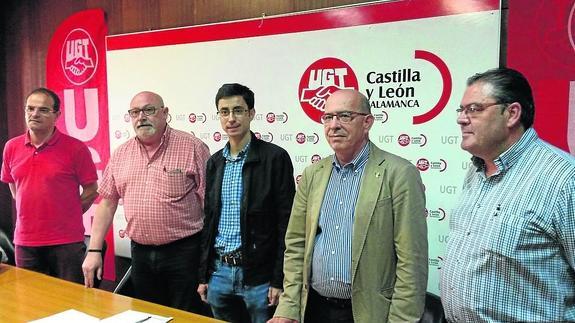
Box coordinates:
[136,124,157,139]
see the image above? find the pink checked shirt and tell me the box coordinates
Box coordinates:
[99,126,210,245]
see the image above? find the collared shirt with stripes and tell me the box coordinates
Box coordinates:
[311,143,370,299]
[215,141,250,254]
[441,128,575,322]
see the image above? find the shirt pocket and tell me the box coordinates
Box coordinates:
[160,167,189,198]
[481,210,527,257]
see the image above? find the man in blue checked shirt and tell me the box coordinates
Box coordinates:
[198,83,295,323]
[271,89,428,323]
[441,68,575,322]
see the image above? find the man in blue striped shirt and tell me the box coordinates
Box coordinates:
[441,68,575,322]
[271,89,428,323]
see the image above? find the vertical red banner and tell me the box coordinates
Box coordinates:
[46,9,115,281]
[507,0,575,154]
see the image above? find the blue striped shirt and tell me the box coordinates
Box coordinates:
[441,128,575,322]
[214,142,250,254]
[312,143,370,299]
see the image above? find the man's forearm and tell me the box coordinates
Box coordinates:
[80,182,99,213]
[87,198,118,249]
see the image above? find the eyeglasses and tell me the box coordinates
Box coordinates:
[320,111,370,124]
[24,106,56,115]
[456,102,508,116]
[128,106,160,118]
[217,107,249,118]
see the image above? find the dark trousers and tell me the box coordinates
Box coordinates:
[304,288,354,323]
[130,233,205,314]
[15,241,86,284]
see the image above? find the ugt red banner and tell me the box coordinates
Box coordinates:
[46,8,114,280]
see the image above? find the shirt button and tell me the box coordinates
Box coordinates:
[343,177,346,181]
[330,277,335,281]
[331,250,335,255]
[339,201,343,205]
[335,225,339,230]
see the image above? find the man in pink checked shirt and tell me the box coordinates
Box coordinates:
[82,91,210,314]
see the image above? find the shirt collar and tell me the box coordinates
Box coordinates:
[332,142,370,171]
[472,128,537,173]
[25,127,61,147]
[223,139,251,162]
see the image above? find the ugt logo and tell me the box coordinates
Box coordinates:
[61,28,98,85]
[298,58,359,123]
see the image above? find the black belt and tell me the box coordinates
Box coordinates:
[219,250,242,266]
[131,232,200,249]
[309,287,352,309]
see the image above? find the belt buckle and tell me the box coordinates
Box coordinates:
[221,251,241,266]
[225,255,236,265]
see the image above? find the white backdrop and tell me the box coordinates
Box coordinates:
[106,0,500,293]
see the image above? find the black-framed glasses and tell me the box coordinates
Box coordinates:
[320,111,370,124]
[128,106,160,118]
[24,106,56,115]
[456,102,508,115]
[217,107,249,118]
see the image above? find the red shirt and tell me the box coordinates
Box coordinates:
[99,126,210,245]
[1,128,98,246]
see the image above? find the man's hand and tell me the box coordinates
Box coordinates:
[197,283,209,303]
[82,252,103,288]
[267,317,299,323]
[268,287,282,306]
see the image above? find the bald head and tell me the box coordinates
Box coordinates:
[326,89,371,114]
[130,91,165,108]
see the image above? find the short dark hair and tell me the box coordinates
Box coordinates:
[215,83,254,110]
[27,87,61,112]
[467,67,534,129]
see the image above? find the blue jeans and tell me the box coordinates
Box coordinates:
[207,260,271,323]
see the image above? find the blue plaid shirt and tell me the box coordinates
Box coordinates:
[311,143,370,299]
[214,142,250,254]
[441,128,575,322]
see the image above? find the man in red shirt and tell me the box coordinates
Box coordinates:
[82,91,210,313]
[1,88,98,283]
